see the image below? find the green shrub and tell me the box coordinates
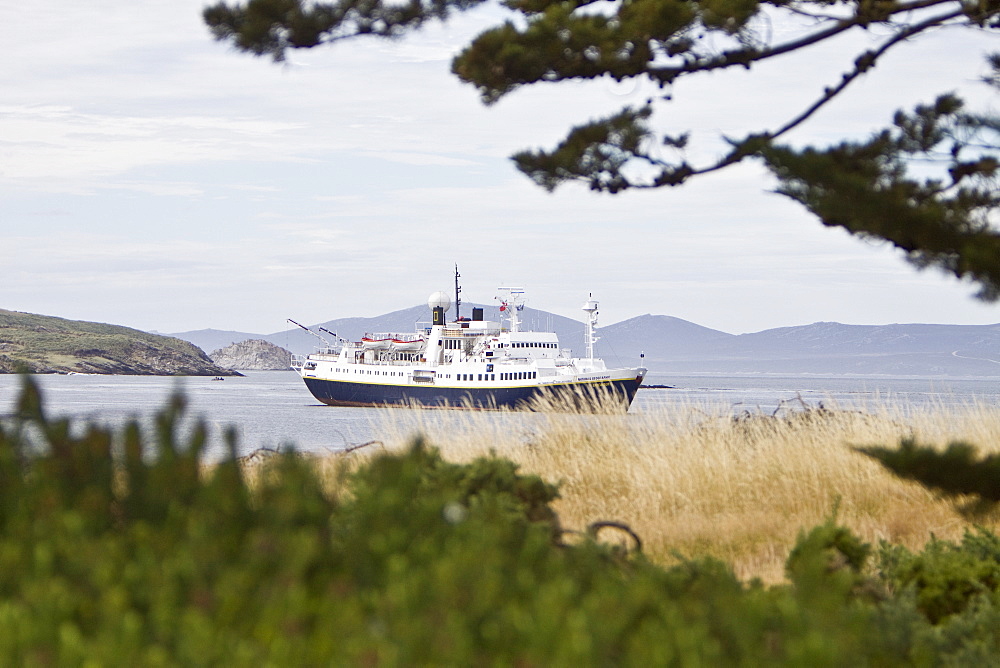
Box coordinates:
[877,528,1000,624]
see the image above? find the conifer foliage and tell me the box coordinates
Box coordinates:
[204,0,1000,297]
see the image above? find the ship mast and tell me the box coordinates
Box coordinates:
[454,264,462,321]
[497,287,525,333]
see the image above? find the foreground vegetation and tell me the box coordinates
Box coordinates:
[5,379,1000,663]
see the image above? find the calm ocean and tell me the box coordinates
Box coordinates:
[1,370,997,459]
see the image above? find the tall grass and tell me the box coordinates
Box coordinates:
[345,391,1000,583]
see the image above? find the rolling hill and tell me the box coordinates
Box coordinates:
[0,309,238,376]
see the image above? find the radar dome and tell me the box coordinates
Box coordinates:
[427,291,452,311]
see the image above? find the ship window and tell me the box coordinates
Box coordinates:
[478,374,482,381]
[491,374,495,381]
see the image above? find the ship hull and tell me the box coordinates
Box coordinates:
[302,376,643,410]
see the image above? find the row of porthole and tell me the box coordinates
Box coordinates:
[452,371,538,382]
[333,368,403,377]
[329,367,537,381]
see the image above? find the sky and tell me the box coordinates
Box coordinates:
[2,1,998,336]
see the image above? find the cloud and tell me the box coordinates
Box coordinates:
[1,2,997,333]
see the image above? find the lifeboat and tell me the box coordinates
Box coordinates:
[361,337,393,350]
[390,338,425,352]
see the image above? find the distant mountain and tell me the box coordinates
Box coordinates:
[175,304,591,358]
[167,328,262,355]
[596,315,734,366]
[167,307,1000,377]
[724,322,1000,356]
[639,321,1000,376]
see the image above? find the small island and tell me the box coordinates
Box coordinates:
[210,339,293,371]
[0,309,239,376]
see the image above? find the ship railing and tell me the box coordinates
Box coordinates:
[290,354,305,370]
[366,332,423,342]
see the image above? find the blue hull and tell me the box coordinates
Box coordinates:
[302,377,643,410]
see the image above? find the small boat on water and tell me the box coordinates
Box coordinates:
[292,272,646,410]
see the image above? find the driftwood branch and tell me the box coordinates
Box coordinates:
[586,521,643,554]
[340,440,385,454]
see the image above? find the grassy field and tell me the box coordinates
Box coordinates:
[313,394,1000,583]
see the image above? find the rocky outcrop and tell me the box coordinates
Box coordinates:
[210,339,293,370]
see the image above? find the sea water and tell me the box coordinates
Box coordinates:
[0,371,997,459]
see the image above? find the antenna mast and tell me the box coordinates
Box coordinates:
[497,287,525,333]
[454,264,462,321]
[582,295,599,360]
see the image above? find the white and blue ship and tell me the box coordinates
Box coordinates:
[292,278,646,410]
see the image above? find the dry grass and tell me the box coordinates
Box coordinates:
[305,392,1000,584]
